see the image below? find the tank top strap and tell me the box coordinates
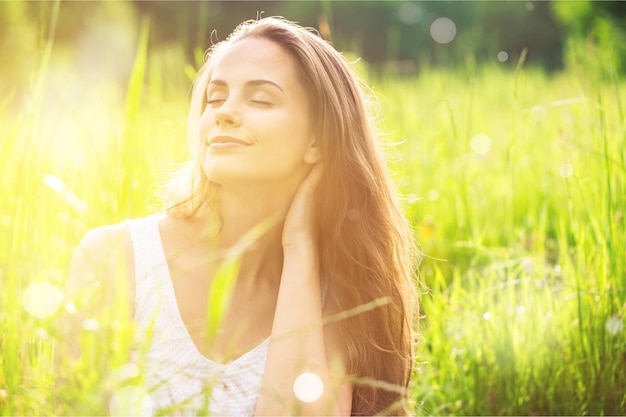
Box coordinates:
[125,215,170,322]
[125,215,167,279]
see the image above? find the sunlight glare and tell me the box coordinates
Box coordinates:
[293,372,324,403]
[22,281,64,319]
[43,174,88,213]
[430,17,457,45]
[109,386,153,416]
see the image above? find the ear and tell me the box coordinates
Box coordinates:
[303,136,321,164]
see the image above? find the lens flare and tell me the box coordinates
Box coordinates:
[398,2,422,24]
[606,317,623,335]
[22,281,64,319]
[82,319,99,331]
[470,133,492,155]
[426,189,439,201]
[430,17,457,45]
[293,372,324,403]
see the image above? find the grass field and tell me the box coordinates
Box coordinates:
[1,16,625,416]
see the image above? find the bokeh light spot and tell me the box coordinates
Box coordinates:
[426,189,439,201]
[347,209,361,221]
[559,163,574,178]
[430,17,457,44]
[36,328,49,340]
[398,2,422,24]
[293,372,324,403]
[65,301,77,314]
[497,51,509,62]
[470,133,492,155]
[109,386,153,416]
[483,312,491,320]
[406,193,421,204]
[22,281,64,319]
[82,319,99,331]
[605,317,623,335]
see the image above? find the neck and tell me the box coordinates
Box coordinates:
[212,182,297,287]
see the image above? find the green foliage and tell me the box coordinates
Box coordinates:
[383,65,626,415]
[552,1,626,78]
[1,4,626,416]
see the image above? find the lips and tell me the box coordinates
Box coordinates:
[208,136,251,147]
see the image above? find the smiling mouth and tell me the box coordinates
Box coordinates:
[208,136,251,148]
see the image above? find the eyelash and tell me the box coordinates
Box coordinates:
[251,100,272,107]
[205,99,272,108]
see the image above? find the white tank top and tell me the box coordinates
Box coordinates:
[126,215,267,416]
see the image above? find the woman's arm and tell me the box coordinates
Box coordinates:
[64,224,134,358]
[255,165,353,416]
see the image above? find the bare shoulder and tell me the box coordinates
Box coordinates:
[68,223,134,305]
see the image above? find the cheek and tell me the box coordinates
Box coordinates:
[197,109,212,137]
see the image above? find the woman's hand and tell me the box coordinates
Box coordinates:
[282,163,324,250]
[257,162,353,415]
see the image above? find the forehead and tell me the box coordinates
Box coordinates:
[210,37,299,84]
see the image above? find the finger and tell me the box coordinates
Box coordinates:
[300,163,324,192]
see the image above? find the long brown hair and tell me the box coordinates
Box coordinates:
[167,17,419,416]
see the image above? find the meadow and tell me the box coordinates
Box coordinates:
[1,16,625,416]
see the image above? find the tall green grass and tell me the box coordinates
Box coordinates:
[383,66,626,415]
[1,11,625,416]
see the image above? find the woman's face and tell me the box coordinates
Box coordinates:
[198,37,319,190]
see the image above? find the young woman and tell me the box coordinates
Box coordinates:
[69,17,418,416]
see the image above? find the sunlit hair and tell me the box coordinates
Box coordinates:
[166,16,418,416]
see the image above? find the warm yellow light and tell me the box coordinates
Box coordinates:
[293,372,324,403]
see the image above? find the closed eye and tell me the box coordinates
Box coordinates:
[207,99,225,106]
[250,100,273,108]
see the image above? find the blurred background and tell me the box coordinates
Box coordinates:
[2,1,626,103]
[1,1,625,416]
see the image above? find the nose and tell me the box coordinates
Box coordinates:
[214,99,241,127]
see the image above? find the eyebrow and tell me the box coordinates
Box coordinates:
[208,79,285,94]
